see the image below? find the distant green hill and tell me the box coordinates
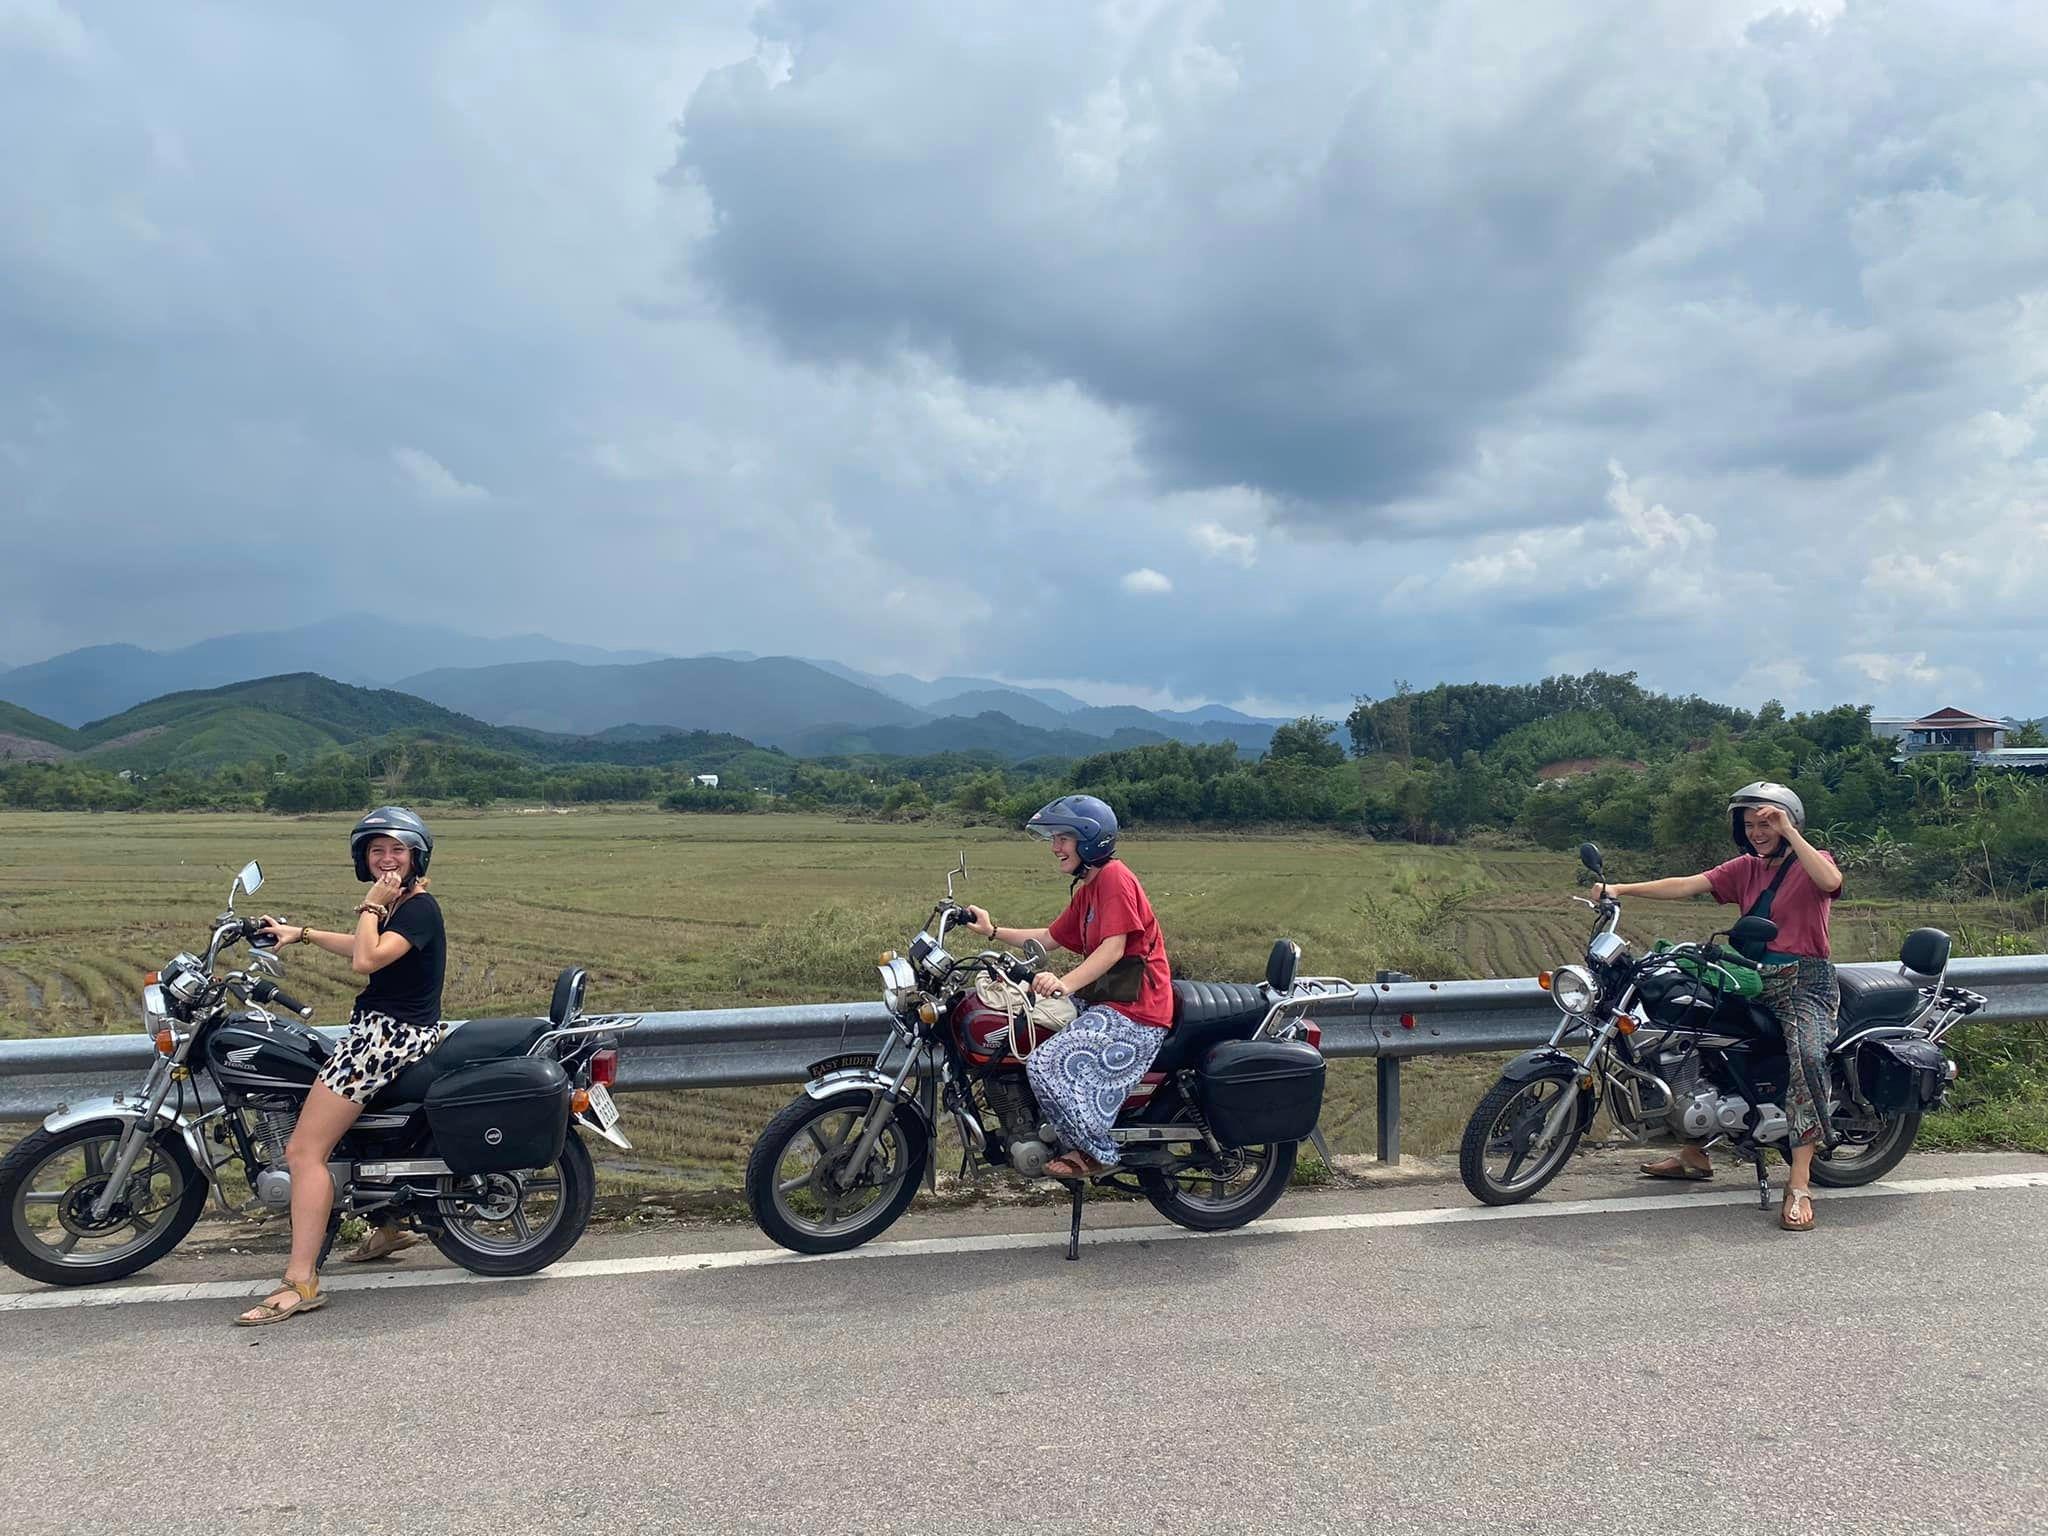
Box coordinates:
[0,699,80,760]
[785,711,1175,762]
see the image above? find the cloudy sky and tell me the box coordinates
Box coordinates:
[3,0,2046,718]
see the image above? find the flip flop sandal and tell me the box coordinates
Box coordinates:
[234,1279,328,1327]
[1044,1152,1111,1179]
[342,1226,420,1263]
[1638,1157,1713,1181]
[1779,1189,1816,1232]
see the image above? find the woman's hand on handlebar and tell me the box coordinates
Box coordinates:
[255,915,297,946]
[959,904,995,938]
[1030,971,1066,999]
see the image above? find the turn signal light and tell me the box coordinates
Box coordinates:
[1537,971,1554,990]
[878,951,898,966]
[153,1030,176,1056]
[144,971,160,985]
[1614,1014,1639,1035]
[588,1048,618,1087]
[917,1000,938,1025]
[570,1089,591,1115]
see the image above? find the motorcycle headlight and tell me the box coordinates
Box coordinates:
[877,954,917,1013]
[1550,964,1597,1018]
[141,982,169,1030]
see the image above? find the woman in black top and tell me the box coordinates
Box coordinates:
[235,807,447,1324]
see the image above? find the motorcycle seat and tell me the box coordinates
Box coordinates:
[1153,981,1269,1073]
[1835,969,1926,1032]
[367,1016,555,1110]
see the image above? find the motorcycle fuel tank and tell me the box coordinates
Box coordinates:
[205,1015,329,1090]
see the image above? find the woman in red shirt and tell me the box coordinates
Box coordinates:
[963,795,1172,1179]
[1590,783,1842,1231]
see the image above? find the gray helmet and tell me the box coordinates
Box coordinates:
[1728,782,1803,854]
[350,805,433,882]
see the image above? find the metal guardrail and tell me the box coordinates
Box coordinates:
[4,957,2045,1163]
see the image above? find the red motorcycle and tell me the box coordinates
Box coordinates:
[744,857,1338,1257]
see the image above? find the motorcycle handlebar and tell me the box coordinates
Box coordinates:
[249,978,314,1020]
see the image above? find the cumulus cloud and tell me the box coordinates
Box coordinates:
[1121,567,1173,596]
[1190,521,1257,567]
[392,447,491,504]
[2,2,2047,720]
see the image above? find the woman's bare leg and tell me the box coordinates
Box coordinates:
[238,1083,361,1319]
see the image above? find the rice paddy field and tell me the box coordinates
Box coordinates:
[3,809,2041,1187]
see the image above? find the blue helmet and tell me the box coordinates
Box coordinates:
[1026,794,1119,867]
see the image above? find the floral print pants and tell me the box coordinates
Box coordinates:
[1026,1005,1165,1168]
[1760,958,1840,1147]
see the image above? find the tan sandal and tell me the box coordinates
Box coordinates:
[1044,1151,1112,1179]
[234,1278,328,1326]
[1639,1154,1713,1182]
[342,1224,419,1263]
[1779,1187,1816,1232]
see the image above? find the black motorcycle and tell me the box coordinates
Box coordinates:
[0,860,637,1286]
[1459,842,1982,1208]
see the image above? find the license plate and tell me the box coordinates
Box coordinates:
[586,1082,620,1131]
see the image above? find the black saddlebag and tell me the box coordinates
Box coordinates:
[1197,1038,1326,1147]
[1855,1036,1950,1113]
[425,1056,570,1175]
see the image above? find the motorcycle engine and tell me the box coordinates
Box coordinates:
[1677,1090,1751,1140]
[248,1102,300,1211]
[982,1071,1053,1176]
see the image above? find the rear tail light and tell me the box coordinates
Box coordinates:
[589,1048,618,1087]
[1302,1020,1323,1050]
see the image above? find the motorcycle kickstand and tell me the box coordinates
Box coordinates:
[1059,1177,1085,1261]
[1750,1150,1771,1210]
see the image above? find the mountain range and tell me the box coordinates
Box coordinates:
[0,619,1289,770]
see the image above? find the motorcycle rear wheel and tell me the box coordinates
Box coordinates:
[0,1119,209,1287]
[1460,1073,1584,1206]
[1139,1140,1297,1232]
[1810,1109,1921,1188]
[430,1129,595,1277]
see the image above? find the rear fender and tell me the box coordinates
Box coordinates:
[1500,1049,1599,1130]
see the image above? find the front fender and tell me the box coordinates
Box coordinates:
[1499,1049,1600,1130]
[804,1067,915,1111]
[42,1095,211,1176]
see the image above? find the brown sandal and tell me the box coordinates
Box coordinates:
[1639,1154,1713,1181]
[1779,1188,1816,1232]
[234,1278,328,1326]
[1044,1151,1112,1179]
[342,1224,419,1263]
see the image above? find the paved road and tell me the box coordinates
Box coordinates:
[3,1151,2045,1535]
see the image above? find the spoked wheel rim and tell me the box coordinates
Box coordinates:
[1479,1079,1578,1196]
[768,1104,917,1241]
[1156,1142,1284,1215]
[8,1133,192,1273]
[440,1163,569,1256]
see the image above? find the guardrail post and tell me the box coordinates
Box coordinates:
[1376,1057,1401,1165]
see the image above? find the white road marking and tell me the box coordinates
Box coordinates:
[4,1169,2045,1314]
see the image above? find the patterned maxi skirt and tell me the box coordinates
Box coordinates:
[1759,957,1840,1147]
[1025,1005,1165,1167]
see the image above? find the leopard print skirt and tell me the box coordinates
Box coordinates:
[317,1010,444,1105]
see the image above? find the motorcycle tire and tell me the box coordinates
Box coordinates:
[1139,1139,1297,1232]
[1810,1110,1921,1188]
[746,1088,928,1255]
[0,1119,210,1287]
[1459,1072,1585,1206]
[430,1129,596,1277]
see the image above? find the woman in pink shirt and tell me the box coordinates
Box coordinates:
[1589,783,1842,1232]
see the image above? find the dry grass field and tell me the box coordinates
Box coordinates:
[4,809,2039,1187]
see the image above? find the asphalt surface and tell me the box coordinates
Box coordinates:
[3,1150,2045,1535]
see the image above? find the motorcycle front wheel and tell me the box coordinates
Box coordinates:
[430,1129,596,1277]
[0,1119,210,1287]
[1459,1073,1585,1206]
[745,1089,928,1255]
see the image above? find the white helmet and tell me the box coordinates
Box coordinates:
[1728,782,1804,854]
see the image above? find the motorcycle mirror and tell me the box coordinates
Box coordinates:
[944,851,968,901]
[1022,937,1048,967]
[1578,843,1603,876]
[250,950,283,977]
